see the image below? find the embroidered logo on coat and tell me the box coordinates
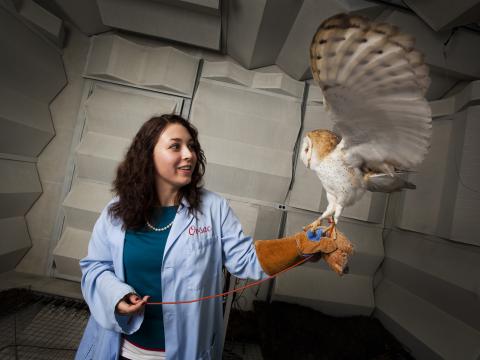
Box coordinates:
[188,225,212,236]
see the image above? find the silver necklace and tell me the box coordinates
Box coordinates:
[146,219,174,232]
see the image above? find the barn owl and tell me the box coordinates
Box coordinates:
[302,13,432,231]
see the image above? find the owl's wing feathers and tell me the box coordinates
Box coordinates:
[310,14,432,172]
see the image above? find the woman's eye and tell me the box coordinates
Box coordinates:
[170,143,180,150]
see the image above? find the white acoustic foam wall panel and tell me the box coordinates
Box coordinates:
[383,10,480,79]
[35,0,110,36]
[54,81,185,279]
[55,181,112,281]
[381,231,480,334]
[53,227,91,279]
[0,159,42,219]
[0,7,65,157]
[62,180,112,232]
[16,0,65,47]
[0,217,32,273]
[0,7,64,273]
[97,0,221,50]
[76,131,130,184]
[375,279,480,360]
[397,106,480,246]
[191,61,304,204]
[227,0,303,69]
[84,83,181,140]
[84,35,199,98]
[287,85,388,224]
[273,210,384,316]
[375,83,480,359]
[0,160,41,273]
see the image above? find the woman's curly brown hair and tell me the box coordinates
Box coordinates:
[109,114,206,230]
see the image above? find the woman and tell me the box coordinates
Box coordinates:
[75,114,334,360]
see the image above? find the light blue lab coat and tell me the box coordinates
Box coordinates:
[75,190,266,360]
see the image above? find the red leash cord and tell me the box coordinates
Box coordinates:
[147,256,311,305]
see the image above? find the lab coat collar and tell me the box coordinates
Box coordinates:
[164,195,194,257]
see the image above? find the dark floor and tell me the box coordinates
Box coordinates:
[1,289,415,360]
[226,301,416,360]
[0,288,256,360]
[0,289,88,359]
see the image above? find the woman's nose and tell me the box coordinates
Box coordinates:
[182,145,193,159]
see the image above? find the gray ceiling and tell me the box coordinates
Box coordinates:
[6,0,480,100]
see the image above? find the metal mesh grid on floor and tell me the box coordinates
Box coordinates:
[223,341,264,360]
[0,289,89,360]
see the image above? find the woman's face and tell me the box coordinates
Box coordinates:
[153,123,198,192]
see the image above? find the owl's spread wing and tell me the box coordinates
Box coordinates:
[310,14,432,172]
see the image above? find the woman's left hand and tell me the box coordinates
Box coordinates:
[115,293,150,315]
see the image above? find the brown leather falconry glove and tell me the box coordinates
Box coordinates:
[321,227,354,275]
[254,230,337,275]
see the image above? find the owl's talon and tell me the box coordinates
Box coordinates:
[303,218,323,232]
[325,221,337,239]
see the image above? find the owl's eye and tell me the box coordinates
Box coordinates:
[304,146,309,153]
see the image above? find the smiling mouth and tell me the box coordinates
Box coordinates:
[178,165,192,171]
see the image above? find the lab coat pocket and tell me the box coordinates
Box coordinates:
[185,235,219,296]
[186,233,216,253]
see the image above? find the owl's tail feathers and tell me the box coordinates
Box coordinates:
[364,172,416,193]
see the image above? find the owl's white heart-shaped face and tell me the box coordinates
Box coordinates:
[300,136,313,168]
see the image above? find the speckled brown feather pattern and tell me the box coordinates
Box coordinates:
[307,130,341,160]
[310,13,429,95]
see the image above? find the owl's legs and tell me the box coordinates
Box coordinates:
[304,193,336,232]
[321,193,337,221]
[333,204,343,225]
[323,193,341,238]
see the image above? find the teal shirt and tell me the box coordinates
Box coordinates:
[123,206,177,350]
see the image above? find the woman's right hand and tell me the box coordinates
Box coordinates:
[115,293,150,315]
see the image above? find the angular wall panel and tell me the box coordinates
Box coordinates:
[398,105,480,246]
[382,231,480,333]
[404,0,480,31]
[438,106,480,245]
[16,0,65,47]
[53,227,92,280]
[375,279,480,360]
[84,83,181,140]
[85,35,199,98]
[273,210,384,316]
[227,0,302,69]
[0,217,31,273]
[62,180,112,232]
[191,61,304,204]
[36,0,110,36]
[384,10,480,79]
[97,0,221,50]
[0,7,65,157]
[76,131,129,184]
[0,159,42,219]
[0,7,65,104]
[0,7,65,274]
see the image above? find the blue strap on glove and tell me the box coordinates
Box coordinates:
[306,228,323,241]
